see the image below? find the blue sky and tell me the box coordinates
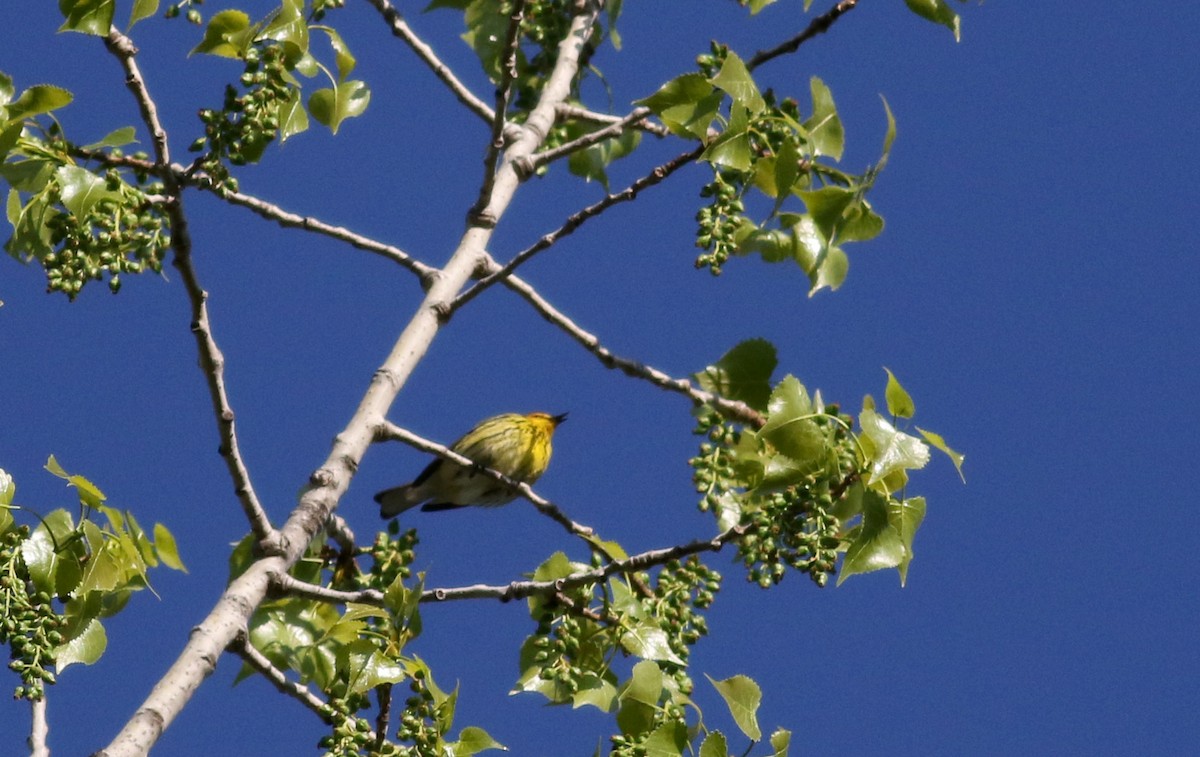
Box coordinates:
[2,1,1198,755]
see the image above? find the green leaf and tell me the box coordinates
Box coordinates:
[642,719,687,757]
[636,73,717,139]
[621,622,685,665]
[839,489,905,584]
[699,731,729,757]
[772,137,802,202]
[890,496,926,585]
[568,128,641,192]
[55,617,107,671]
[759,375,824,464]
[747,0,777,14]
[838,199,884,243]
[917,427,966,482]
[128,0,158,29]
[5,85,74,121]
[799,186,854,241]
[572,674,618,711]
[81,126,137,151]
[59,0,115,36]
[0,468,14,507]
[709,51,765,115]
[904,0,962,41]
[307,79,370,135]
[696,338,777,411]
[0,122,22,160]
[55,165,122,221]
[339,639,407,696]
[317,26,356,81]
[153,523,187,572]
[452,726,507,756]
[879,95,897,165]
[803,77,844,160]
[191,10,256,58]
[707,674,762,740]
[703,104,753,171]
[262,0,309,63]
[273,86,308,143]
[622,660,664,707]
[883,368,916,418]
[736,226,791,264]
[770,727,792,756]
[0,72,14,105]
[809,245,848,295]
[20,509,75,594]
[788,214,827,276]
[461,0,510,81]
[858,408,930,485]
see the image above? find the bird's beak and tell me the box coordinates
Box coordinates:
[552,412,569,426]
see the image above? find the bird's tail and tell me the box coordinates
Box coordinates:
[375,485,423,518]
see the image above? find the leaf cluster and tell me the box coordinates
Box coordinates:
[0,460,185,700]
[694,339,963,587]
[1,75,169,299]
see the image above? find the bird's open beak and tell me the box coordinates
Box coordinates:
[552,412,569,425]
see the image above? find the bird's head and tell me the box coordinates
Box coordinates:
[527,411,568,434]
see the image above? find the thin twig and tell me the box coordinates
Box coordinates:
[231,633,342,727]
[103,29,276,545]
[452,146,703,313]
[556,103,671,137]
[472,0,529,222]
[276,574,384,605]
[530,106,654,169]
[374,420,596,540]
[501,273,765,427]
[747,0,861,71]
[275,525,747,607]
[374,685,392,754]
[213,185,438,285]
[71,147,437,284]
[422,525,746,603]
[364,0,495,124]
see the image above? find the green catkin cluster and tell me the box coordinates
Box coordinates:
[40,169,169,299]
[1,525,65,701]
[190,44,293,193]
[527,604,595,697]
[690,406,858,588]
[690,407,741,513]
[394,670,443,755]
[737,485,842,588]
[319,694,396,757]
[358,524,418,593]
[643,558,721,689]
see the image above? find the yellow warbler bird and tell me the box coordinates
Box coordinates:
[375,411,568,518]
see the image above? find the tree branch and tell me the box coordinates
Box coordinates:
[500,273,765,428]
[529,106,655,169]
[555,102,671,137]
[422,525,745,603]
[452,146,703,313]
[205,183,439,286]
[230,633,343,729]
[102,29,275,548]
[100,4,606,753]
[747,0,861,71]
[29,696,48,757]
[472,0,529,222]
[363,0,495,125]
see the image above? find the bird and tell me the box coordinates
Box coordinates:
[375,411,568,518]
